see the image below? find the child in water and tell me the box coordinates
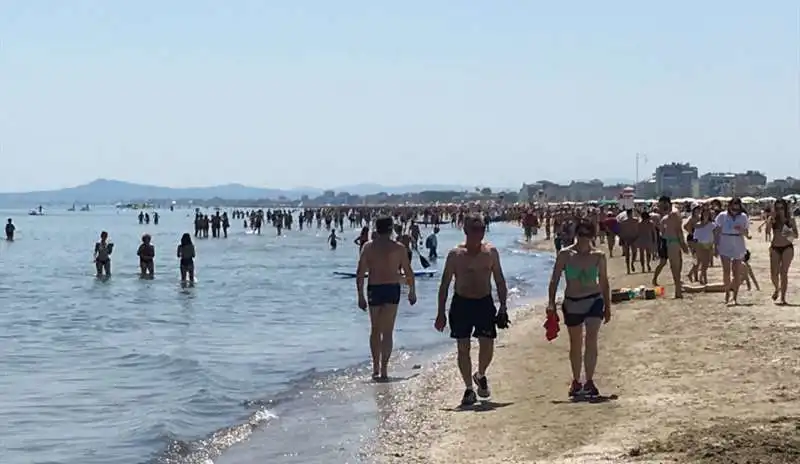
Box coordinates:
[93,231,114,278]
[177,233,196,285]
[328,230,339,249]
[137,234,155,279]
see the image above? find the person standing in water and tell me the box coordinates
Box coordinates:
[177,233,196,286]
[425,226,440,259]
[354,226,370,251]
[328,229,339,249]
[5,218,15,241]
[93,231,114,278]
[435,214,508,406]
[356,216,417,381]
[546,218,611,398]
[137,234,155,279]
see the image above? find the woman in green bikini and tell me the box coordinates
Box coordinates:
[547,218,611,398]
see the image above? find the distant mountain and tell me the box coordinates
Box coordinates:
[331,183,473,195]
[0,179,308,206]
[0,179,478,206]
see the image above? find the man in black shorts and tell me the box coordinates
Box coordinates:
[435,214,508,405]
[357,216,417,381]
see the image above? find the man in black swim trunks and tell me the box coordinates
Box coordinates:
[357,216,417,381]
[435,214,508,405]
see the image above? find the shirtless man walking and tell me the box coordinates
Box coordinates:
[652,196,689,298]
[436,214,508,406]
[357,216,417,381]
[618,209,639,273]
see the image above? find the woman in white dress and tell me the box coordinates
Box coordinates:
[713,198,750,304]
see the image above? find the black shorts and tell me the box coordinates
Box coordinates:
[448,293,497,340]
[562,293,605,327]
[657,238,668,260]
[367,284,401,306]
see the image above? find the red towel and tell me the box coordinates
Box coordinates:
[544,312,560,341]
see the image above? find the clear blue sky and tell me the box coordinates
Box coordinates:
[1,1,798,192]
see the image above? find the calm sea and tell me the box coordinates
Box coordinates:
[0,207,554,464]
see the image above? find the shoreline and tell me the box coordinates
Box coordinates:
[368,231,800,463]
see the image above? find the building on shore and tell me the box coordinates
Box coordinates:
[654,162,699,198]
[520,180,631,203]
[699,171,767,197]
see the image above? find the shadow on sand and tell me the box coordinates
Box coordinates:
[551,394,619,405]
[443,401,514,413]
[368,373,420,384]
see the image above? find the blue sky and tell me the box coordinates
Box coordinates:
[1,1,797,192]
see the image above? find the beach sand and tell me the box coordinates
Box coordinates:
[368,227,800,463]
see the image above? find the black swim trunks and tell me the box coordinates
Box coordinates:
[367,284,401,306]
[657,238,668,260]
[562,293,605,327]
[448,293,497,340]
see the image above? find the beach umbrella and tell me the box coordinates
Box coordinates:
[783,194,800,202]
[758,196,776,203]
[740,196,757,204]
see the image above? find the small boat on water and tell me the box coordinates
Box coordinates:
[29,210,42,216]
[80,204,91,211]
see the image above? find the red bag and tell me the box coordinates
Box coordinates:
[544,312,560,341]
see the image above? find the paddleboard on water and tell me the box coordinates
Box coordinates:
[333,269,438,278]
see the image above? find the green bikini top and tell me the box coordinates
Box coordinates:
[564,263,599,286]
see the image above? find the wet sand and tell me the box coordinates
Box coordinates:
[368,227,800,463]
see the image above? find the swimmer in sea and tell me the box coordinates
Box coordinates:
[177,233,196,286]
[93,231,114,278]
[5,218,15,241]
[356,216,417,381]
[436,214,508,406]
[137,234,155,279]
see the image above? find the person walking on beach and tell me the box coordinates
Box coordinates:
[356,216,417,381]
[435,214,508,406]
[684,206,716,285]
[546,218,611,398]
[713,197,750,305]
[618,209,639,273]
[761,198,797,304]
[652,196,689,298]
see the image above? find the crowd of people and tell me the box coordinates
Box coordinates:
[10,197,796,405]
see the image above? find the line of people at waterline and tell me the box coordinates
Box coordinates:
[91,231,196,285]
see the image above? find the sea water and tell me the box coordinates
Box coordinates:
[0,207,554,464]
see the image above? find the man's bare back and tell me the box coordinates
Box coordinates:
[360,239,408,285]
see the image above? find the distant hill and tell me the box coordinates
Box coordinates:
[0,178,632,206]
[0,179,476,206]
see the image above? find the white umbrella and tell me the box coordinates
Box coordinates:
[782,194,800,202]
[741,196,757,204]
[758,196,776,203]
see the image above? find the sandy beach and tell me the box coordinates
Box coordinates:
[368,224,800,463]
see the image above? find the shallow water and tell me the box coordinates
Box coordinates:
[0,207,553,464]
